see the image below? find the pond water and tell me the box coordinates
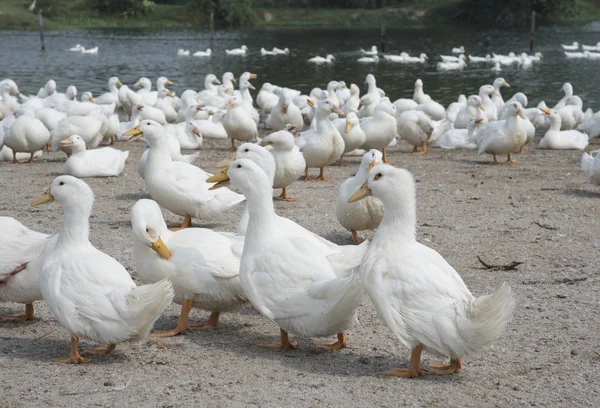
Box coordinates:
[1,23,600,109]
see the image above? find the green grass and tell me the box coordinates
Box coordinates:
[1,0,599,31]
[252,1,462,28]
[0,0,200,30]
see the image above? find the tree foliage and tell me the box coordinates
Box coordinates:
[460,0,577,23]
[186,0,254,27]
[90,0,155,16]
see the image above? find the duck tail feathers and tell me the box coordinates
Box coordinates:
[126,278,174,340]
[459,282,515,355]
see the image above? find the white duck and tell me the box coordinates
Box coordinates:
[360,45,378,55]
[225,45,248,55]
[261,47,275,56]
[445,94,467,123]
[412,79,431,104]
[554,82,574,110]
[561,41,580,51]
[437,60,467,71]
[440,53,465,62]
[333,111,366,166]
[131,199,247,337]
[138,130,200,180]
[126,121,244,228]
[154,89,177,123]
[360,99,398,162]
[468,54,491,63]
[342,83,360,115]
[177,49,190,56]
[479,85,498,121]
[195,110,228,140]
[273,47,290,55]
[137,104,167,125]
[267,88,304,131]
[60,135,129,178]
[357,74,381,118]
[0,217,54,322]
[357,55,380,63]
[403,53,428,63]
[198,74,221,100]
[206,159,366,351]
[582,42,600,51]
[31,176,174,363]
[352,164,515,377]
[257,83,279,112]
[223,95,258,151]
[94,77,122,106]
[307,54,335,64]
[538,108,589,150]
[175,120,203,150]
[436,118,483,150]
[454,95,487,129]
[452,46,465,54]
[260,130,306,201]
[581,150,600,185]
[491,78,510,112]
[133,77,158,105]
[557,96,585,130]
[336,149,383,244]
[396,110,434,155]
[477,101,527,164]
[193,48,212,57]
[295,99,345,181]
[0,79,20,113]
[5,108,50,163]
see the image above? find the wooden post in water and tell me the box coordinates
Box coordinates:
[209,11,215,52]
[529,11,536,53]
[380,25,386,53]
[38,8,45,51]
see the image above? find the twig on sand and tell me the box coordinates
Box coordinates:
[533,221,557,231]
[477,256,524,271]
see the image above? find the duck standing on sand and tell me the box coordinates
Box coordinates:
[351,164,515,377]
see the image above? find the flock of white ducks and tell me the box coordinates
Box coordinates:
[1,65,598,374]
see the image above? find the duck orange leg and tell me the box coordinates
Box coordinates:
[423,358,462,375]
[277,187,297,201]
[258,328,296,350]
[380,344,423,378]
[0,302,35,322]
[316,332,347,351]
[504,153,520,165]
[57,335,90,364]
[382,147,394,163]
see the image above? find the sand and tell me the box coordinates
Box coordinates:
[1,135,599,408]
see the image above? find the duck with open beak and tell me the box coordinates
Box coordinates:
[124,125,144,143]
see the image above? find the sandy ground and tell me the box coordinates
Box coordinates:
[0,134,599,408]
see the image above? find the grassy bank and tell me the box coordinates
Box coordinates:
[1,0,599,31]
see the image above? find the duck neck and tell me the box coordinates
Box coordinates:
[316,109,334,131]
[244,186,278,249]
[109,82,118,94]
[548,116,561,131]
[57,202,92,248]
[147,138,172,165]
[378,193,416,242]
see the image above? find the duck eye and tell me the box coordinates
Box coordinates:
[59,181,65,186]
[237,164,242,168]
[374,173,382,181]
[244,149,249,152]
